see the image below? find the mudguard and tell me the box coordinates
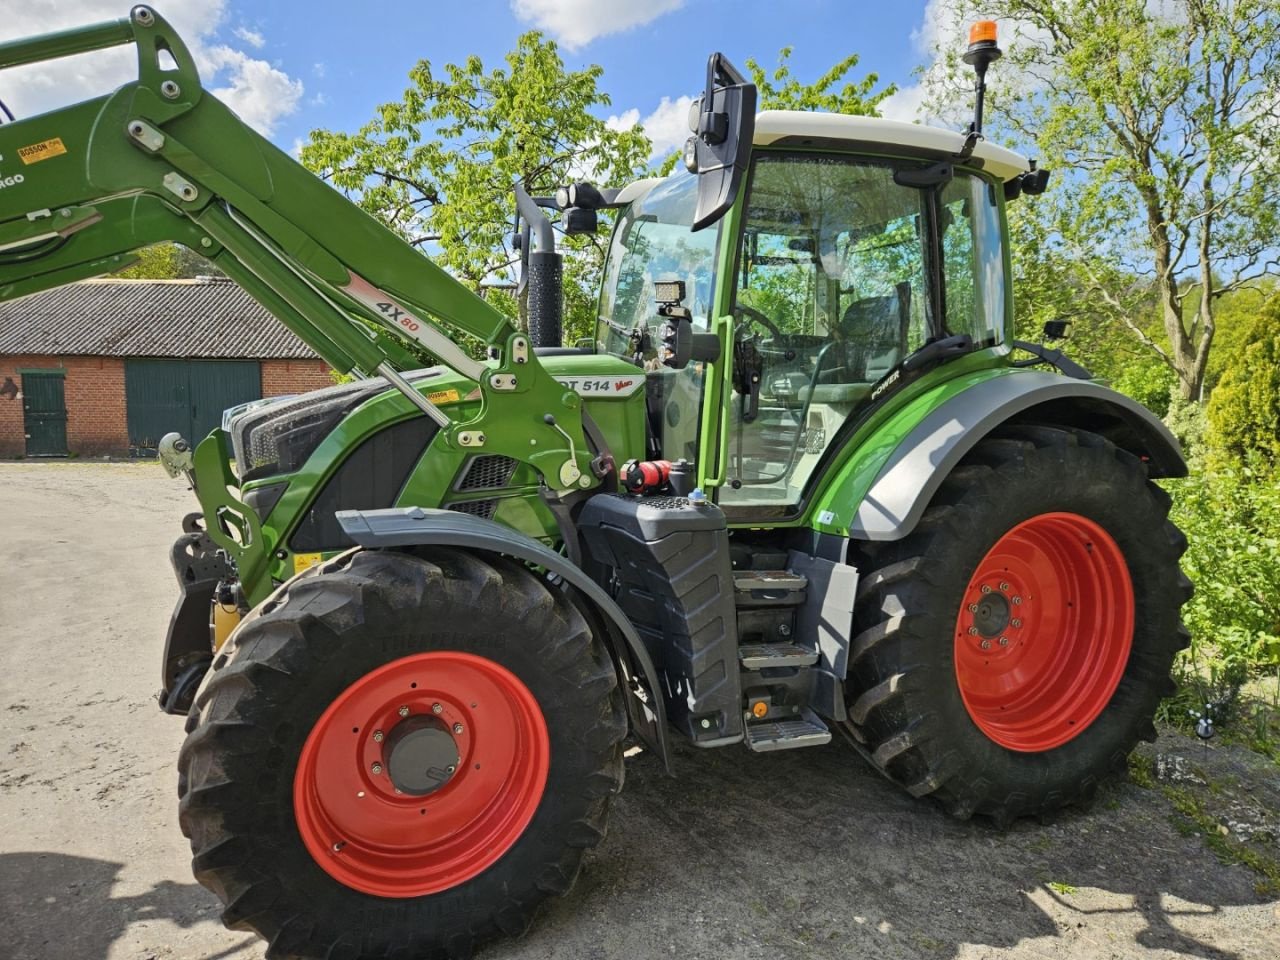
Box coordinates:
[848,370,1186,541]
[337,506,672,771]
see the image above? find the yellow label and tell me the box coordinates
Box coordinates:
[293,552,324,574]
[18,137,67,165]
[426,388,461,405]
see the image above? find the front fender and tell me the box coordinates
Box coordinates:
[336,506,672,772]
[821,370,1186,542]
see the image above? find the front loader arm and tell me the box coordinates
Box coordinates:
[0,6,595,487]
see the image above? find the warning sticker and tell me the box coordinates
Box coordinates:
[426,389,461,405]
[18,137,67,165]
[293,552,324,574]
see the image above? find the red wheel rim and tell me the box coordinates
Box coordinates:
[953,512,1134,752]
[293,652,549,897]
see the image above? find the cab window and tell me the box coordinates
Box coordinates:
[721,153,1006,510]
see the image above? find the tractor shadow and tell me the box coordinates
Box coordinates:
[0,851,255,960]
[498,733,1277,960]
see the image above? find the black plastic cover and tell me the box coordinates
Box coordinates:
[578,494,742,744]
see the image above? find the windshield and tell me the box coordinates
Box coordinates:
[596,172,721,357]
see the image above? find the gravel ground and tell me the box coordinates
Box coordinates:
[1,461,1277,960]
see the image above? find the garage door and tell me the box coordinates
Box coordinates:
[125,359,261,455]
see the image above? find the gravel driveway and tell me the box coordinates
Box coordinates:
[1,462,1277,960]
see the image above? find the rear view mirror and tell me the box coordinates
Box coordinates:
[684,53,756,232]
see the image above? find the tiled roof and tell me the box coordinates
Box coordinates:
[0,278,320,360]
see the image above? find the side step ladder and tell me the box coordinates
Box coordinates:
[745,707,832,752]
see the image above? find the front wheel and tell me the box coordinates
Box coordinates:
[844,425,1191,823]
[178,547,626,959]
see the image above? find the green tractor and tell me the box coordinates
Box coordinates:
[0,9,1189,959]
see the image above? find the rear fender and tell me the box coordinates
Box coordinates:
[336,506,672,772]
[826,370,1186,542]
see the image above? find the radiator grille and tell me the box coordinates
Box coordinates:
[446,499,498,520]
[457,455,518,491]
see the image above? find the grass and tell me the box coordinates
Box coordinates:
[1128,752,1280,897]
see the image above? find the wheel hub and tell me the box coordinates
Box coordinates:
[971,590,1011,638]
[383,716,459,796]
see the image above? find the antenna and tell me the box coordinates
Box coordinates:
[958,21,1002,158]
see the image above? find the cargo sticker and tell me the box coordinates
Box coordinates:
[18,137,67,165]
[553,376,644,398]
[293,552,324,574]
[426,388,461,405]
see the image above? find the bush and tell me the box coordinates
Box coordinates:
[1206,295,1280,473]
[1112,358,1176,418]
[1168,463,1280,676]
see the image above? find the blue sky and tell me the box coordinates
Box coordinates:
[1,0,946,157]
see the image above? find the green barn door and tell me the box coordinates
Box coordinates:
[126,359,190,456]
[126,359,262,455]
[21,370,68,457]
[189,361,260,442]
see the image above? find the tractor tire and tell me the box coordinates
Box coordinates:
[178,547,627,960]
[843,424,1191,824]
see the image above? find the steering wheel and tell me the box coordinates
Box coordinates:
[734,303,785,340]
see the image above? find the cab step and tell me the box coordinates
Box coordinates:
[745,709,832,752]
[738,642,819,670]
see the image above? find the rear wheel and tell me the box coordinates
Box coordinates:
[844,425,1191,823]
[179,547,626,959]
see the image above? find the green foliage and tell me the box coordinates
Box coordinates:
[745,48,895,114]
[1111,359,1175,419]
[1206,296,1280,473]
[114,243,180,279]
[937,0,1280,400]
[300,32,651,343]
[1169,465,1280,676]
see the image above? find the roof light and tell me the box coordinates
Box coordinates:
[969,20,998,46]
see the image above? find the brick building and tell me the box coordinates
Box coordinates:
[0,278,333,458]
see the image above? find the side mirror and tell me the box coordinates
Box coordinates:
[1042,318,1071,341]
[684,53,757,232]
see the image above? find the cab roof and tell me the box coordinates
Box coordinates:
[753,110,1031,182]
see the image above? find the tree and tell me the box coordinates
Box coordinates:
[929,0,1280,401]
[746,47,895,114]
[1207,294,1280,471]
[300,33,650,345]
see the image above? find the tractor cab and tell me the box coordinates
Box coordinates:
[596,110,1029,517]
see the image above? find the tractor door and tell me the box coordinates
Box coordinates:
[596,171,723,465]
[719,151,1008,514]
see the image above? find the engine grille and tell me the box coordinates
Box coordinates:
[446,499,498,520]
[456,455,518,491]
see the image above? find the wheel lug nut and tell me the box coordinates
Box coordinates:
[371,762,383,775]
[1012,596,1022,605]
[968,603,978,613]
[999,581,1010,591]
[453,723,464,734]
[398,706,410,718]
[980,639,992,650]
[980,584,992,594]
[432,703,443,714]
[967,626,979,636]
[372,730,384,742]
[998,636,1009,647]
[446,765,456,774]
[1011,618,1022,628]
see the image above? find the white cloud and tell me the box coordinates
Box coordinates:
[609,94,695,160]
[205,47,304,136]
[511,0,685,49]
[0,1,302,137]
[233,26,266,49]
